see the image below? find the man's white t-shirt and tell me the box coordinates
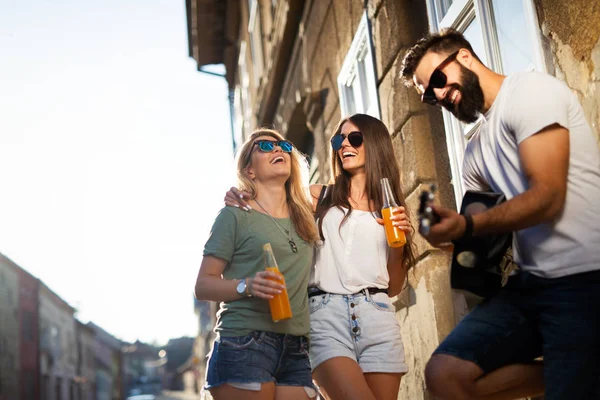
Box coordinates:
[462,71,600,278]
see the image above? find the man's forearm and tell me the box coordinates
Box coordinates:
[472,184,564,236]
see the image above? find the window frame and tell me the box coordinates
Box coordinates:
[337,12,381,119]
[248,0,265,89]
[425,0,546,206]
[236,42,251,143]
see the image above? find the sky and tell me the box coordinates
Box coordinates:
[0,0,235,345]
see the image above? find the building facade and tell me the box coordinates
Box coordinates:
[88,322,124,400]
[188,0,600,398]
[122,340,163,395]
[0,252,153,400]
[0,254,20,400]
[39,282,78,400]
[185,298,217,392]
[76,321,96,400]
[17,264,40,400]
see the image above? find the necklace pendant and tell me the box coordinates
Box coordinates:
[289,239,298,253]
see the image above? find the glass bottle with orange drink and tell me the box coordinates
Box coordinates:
[381,178,407,248]
[263,243,293,322]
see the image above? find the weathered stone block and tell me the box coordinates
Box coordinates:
[367,0,384,20]
[372,0,430,81]
[378,52,426,135]
[392,114,437,193]
[395,251,454,400]
[332,0,364,56]
[303,1,331,62]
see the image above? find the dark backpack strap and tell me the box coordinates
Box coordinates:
[314,185,329,222]
[317,184,327,204]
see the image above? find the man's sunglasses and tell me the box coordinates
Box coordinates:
[253,139,294,153]
[422,50,459,105]
[330,131,363,151]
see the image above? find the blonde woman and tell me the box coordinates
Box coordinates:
[195,129,320,400]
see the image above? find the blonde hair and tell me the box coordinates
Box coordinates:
[236,129,319,244]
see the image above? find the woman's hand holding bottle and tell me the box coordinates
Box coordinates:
[247,270,286,299]
[376,206,413,232]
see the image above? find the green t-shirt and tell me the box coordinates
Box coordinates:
[203,206,313,338]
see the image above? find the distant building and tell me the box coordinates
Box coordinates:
[16,261,40,400]
[0,253,20,400]
[122,340,163,395]
[76,320,96,400]
[163,336,195,390]
[177,298,217,393]
[87,322,124,400]
[39,281,78,400]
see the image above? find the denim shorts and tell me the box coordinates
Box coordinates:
[308,290,408,373]
[435,269,600,400]
[204,330,316,392]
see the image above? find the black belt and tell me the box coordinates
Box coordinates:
[308,287,388,298]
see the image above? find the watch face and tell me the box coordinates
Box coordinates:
[236,279,246,295]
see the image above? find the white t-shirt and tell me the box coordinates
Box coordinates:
[308,207,389,294]
[463,71,600,278]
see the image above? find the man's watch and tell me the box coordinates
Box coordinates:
[236,279,251,297]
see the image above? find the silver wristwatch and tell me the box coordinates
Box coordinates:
[236,279,251,297]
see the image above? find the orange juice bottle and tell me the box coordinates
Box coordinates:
[263,243,293,322]
[381,178,407,248]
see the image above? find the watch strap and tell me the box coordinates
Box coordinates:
[244,278,252,297]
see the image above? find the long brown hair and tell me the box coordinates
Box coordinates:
[314,114,416,269]
[236,129,319,244]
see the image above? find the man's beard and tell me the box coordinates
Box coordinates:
[440,64,484,123]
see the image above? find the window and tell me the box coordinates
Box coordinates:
[41,375,50,400]
[87,346,94,368]
[425,0,546,205]
[271,0,278,18]
[337,12,381,119]
[70,380,75,400]
[22,311,34,341]
[236,42,251,144]
[55,377,62,400]
[23,370,35,400]
[248,0,264,88]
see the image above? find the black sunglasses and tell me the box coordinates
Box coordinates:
[331,131,363,151]
[252,140,294,153]
[422,50,460,105]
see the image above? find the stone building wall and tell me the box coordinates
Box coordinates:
[230,0,600,398]
[536,0,600,142]
[77,322,97,400]
[0,254,20,400]
[39,284,78,400]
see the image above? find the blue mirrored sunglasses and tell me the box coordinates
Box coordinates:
[253,140,294,153]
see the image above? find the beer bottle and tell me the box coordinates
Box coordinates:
[263,243,292,322]
[381,178,407,248]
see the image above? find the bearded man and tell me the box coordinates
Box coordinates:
[401,28,600,400]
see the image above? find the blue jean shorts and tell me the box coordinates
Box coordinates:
[204,330,316,392]
[308,290,408,373]
[435,269,600,400]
